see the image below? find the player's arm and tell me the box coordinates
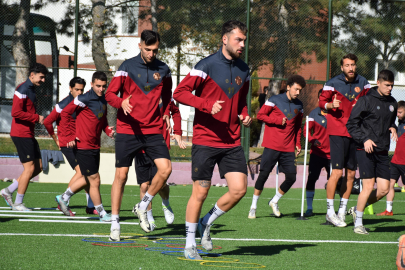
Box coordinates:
[295,111,303,155]
[11,92,39,123]
[43,108,60,148]
[173,69,217,114]
[102,106,115,138]
[105,69,131,114]
[170,101,186,149]
[238,77,252,127]
[161,71,173,115]
[257,100,286,126]
[62,98,84,148]
[390,105,398,141]
[319,85,341,110]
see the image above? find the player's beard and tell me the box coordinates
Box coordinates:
[225,44,242,59]
[343,70,356,81]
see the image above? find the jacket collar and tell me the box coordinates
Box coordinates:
[25,78,35,89]
[218,48,234,65]
[135,53,157,67]
[369,86,389,100]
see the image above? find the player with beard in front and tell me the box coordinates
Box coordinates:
[319,53,371,227]
[377,101,405,216]
[174,20,251,260]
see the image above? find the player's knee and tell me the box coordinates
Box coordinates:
[115,169,128,183]
[230,186,246,200]
[193,189,209,202]
[331,169,343,179]
[157,166,172,179]
[140,182,149,194]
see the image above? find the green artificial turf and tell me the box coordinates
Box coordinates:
[0,182,403,269]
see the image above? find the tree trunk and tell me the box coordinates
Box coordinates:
[150,0,158,32]
[91,0,115,148]
[12,0,31,85]
[258,3,288,147]
[177,44,181,86]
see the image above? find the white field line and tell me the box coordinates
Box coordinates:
[0,210,76,214]
[0,207,57,210]
[0,214,98,219]
[18,219,138,225]
[0,233,397,244]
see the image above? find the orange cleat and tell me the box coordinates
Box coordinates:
[376,210,393,216]
[396,235,405,270]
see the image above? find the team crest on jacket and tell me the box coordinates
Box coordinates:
[294,109,298,114]
[98,112,104,118]
[389,105,394,112]
[235,76,242,85]
[354,87,361,93]
[144,85,151,92]
[153,72,161,81]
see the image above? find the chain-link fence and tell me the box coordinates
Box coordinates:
[1,0,405,158]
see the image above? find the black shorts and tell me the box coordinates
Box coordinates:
[76,149,100,176]
[135,152,157,185]
[60,147,78,170]
[191,145,247,180]
[390,163,405,184]
[329,135,357,170]
[356,150,390,180]
[115,133,170,168]
[308,153,331,181]
[260,147,296,174]
[11,136,41,163]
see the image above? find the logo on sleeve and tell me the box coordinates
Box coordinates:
[389,105,394,112]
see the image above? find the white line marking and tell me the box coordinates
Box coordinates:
[0,207,57,210]
[0,210,76,214]
[18,219,139,225]
[0,214,98,219]
[0,233,397,244]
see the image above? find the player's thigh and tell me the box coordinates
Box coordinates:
[259,147,281,173]
[76,149,100,177]
[375,153,390,181]
[115,133,141,168]
[329,135,346,170]
[308,154,324,180]
[278,151,296,174]
[218,146,247,179]
[191,145,220,181]
[135,152,154,185]
[60,147,79,170]
[11,137,39,164]
[356,150,376,179]
[345,138,357,171]
[144,134,171,172]
[224,172,247,193]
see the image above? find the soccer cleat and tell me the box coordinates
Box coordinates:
[269,201,281,217]
[1,188,14,208]
[150,221,157,232]
[55,195,72,216]
[184,245,202,260]
[162,205,174,224]
[100,213,112,222]
[304,209,314,217]
[348,206,356,221]
[353,225,369,235]
[12,203,32,211]
[109,228,120,241]
[86,207,98,215]
[197,218,213,251]
[326,213,347,227]
[396,235,405,270]
[376,210,393,216]
[133,203,151,233]
[248,208,256,219]
[337,211,346,222]
[57,205,75,216]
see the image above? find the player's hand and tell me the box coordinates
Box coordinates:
[211,100,225,115]
[364,139,376,153]
[171,134,186,149]
[239,115,252,127]
[121,95,133,115]
[163,115,172,134]
[281,117,287,126]
[67,139,76,148]
[56,139,60,150]
[106,126,115,138]
[390,127,398,142]
[38,115,44,124]
[331,94,341,109]
[296,146,301,157]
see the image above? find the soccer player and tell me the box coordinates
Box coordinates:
[304,89,331,217]
[376,101,405,216]
[346,69,397,234]
[134,99,185,231]
[105,30,172,240]
[174,20,251,260]
[248,75,305,219]
[319,53,371,227]
[0,63,47,211]
[43,77,97,216]
[55,71,115,221]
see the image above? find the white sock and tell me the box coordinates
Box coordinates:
[147,209,155,222]
[306,191,315,210]
[387,201,393,212]
[162,199,170,207]
[185,222,198,249]
[270,190,283,204]
[95,204,107,218]
[62,187,74,201]
[15,193,24,205]
[251,195,260,209]
[355,210,363,227]
[6,180,18,194]
[86,193,94,208]
[338,198,348,215]
[202,203,226,226]
[138,192,154,210]
[111,214,120,230]
[327,199,335,216]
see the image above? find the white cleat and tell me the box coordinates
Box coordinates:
[269,201,281,217]
[248,208,256,219]
[326,213,347,227]
[109,228,121,241]
[162,205,174,224]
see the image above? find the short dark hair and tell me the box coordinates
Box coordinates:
[286,75,306,88]
[263,86,268,93]
[340,53,358,66]
[222,20,247,37]
[92,71,107,83]
[69,77,86,88]
[141,30,160,46]
[377,69,395,82]
[398,101,405,109]
[318,88,323,98]
[29,63,48,75]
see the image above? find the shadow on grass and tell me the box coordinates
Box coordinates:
[371,226,405,233]
[220,244,315,256]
